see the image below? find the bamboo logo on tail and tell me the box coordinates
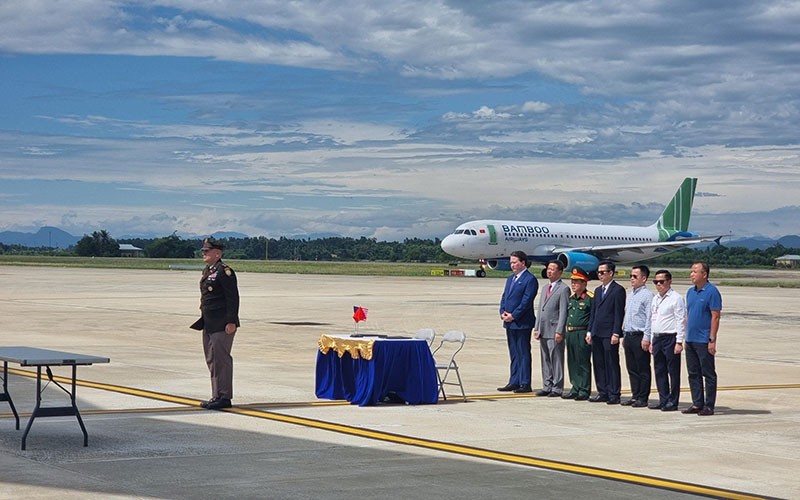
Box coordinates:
[656,177,697,241]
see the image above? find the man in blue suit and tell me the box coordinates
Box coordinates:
[498,250,539,393]
[587,260,626,404]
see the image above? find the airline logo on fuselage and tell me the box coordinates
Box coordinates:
[501,224,552,244]
[502,225,551,234]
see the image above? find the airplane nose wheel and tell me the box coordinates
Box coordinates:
[476,269,486,278]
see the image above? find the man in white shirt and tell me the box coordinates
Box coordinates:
[648,269,686,412]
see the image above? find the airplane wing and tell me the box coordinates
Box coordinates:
[552,235,726,259]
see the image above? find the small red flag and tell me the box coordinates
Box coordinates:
[353,306,368,323]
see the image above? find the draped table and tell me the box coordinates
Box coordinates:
[315,334,438,406]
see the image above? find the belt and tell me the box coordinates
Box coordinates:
[567,326,588,332]
[652,332,676,337]
[624,331,644,335]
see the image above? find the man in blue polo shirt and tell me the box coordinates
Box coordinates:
[683,261,722,416]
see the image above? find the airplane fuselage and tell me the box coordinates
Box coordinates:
[441,219,668,264]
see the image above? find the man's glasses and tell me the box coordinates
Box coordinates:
[597,270,611,275]
[653,279,668,285]
[630,274,640,279]
[201,249,211,254]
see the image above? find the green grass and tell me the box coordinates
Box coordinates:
[0,255,507,278]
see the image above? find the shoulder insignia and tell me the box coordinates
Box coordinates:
[587,291,595,298]
[225,266,232,276]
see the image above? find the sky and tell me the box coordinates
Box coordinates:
[1,1,799,242]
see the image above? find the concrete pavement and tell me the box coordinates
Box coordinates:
[0,266,798,499]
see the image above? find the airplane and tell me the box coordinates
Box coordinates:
[440,177,723,278]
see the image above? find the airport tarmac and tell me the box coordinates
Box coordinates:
[1,265,798,499]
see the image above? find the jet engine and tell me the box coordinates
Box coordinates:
[556,252,600,275]
[483,259,512,271]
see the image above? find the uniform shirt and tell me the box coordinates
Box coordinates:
[624,285,654,341]
[650,288,686,343]
[567,291,593,329]
[686,281,722,343]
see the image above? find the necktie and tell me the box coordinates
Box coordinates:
[602,286,607,299]
[546,283,553,299]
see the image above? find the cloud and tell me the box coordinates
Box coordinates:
[1,2,800,240]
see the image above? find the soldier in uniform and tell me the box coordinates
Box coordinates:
[190,237,240,409]
[562,267,593,401]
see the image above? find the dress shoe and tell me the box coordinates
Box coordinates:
[514,386,533,393]
[561,392,576,400]
[548,392,562,397]
[575,394,590,401]
[681,405,703,414]
[589,395,609,403]
[200,397,218,409]
[661,404,678,412]
[206,398,232,410]
[648,403,665,410]
[620,399,636,406]
[698,407,715,416]
[497,384,519,392]
[631,400,648,408]
[606,398,621,405]
[534,389,551,396]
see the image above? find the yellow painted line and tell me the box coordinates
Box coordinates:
[2,367,787,499]
[225,406,765,500]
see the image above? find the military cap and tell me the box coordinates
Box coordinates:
[571,267,589,282]
[202,237,224,251]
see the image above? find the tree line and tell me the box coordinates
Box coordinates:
[1,230,798,267]
[0,231,451,262]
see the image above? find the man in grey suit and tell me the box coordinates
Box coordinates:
[533,260,571,397]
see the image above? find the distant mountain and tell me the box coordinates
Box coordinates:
[727,236,779,250]
[778,235,800,248]
[722,235,800,250]
[0,226,79,248]
[208,231,250,240]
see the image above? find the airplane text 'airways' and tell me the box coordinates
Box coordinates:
[502,225,551,234]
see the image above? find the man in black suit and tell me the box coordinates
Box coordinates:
[498,250,539,393]
[190,237,240,410]
[587,260,626,404]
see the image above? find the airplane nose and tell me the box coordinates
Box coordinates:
[441,234,460,254]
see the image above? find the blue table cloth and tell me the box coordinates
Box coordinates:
[315,336,438,406]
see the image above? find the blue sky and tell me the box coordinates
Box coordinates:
[1,1,799,241]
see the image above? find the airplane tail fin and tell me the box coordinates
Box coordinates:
[654,177,697,240]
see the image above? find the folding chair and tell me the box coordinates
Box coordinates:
[431,330,466,401]
[413,328,436,347]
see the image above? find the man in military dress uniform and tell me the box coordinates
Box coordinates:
[562,267,593,401]
[190,237,240,410]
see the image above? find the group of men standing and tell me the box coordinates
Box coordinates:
[498,251,722,416]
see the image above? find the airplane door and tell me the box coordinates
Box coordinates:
[487,225,498,245]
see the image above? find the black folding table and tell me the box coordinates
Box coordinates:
[0,346,110,450]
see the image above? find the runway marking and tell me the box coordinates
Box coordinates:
[3,368,787,499]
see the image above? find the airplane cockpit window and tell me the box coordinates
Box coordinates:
[455,229,464,234]
[470,230,477,235]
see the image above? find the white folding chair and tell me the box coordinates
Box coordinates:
[413,328,436,347]
[431,330,466,401]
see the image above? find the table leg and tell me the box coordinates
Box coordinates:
[20,365,89,450]
[1,361,20,430]
[71,365,89,447]
[21,366,42,450]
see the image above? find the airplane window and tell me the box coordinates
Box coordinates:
[471,230,477,235]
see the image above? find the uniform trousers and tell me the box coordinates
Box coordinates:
[505,328,532,387]
[203,330,235,399]
[623,332,651,403]
[686,341,717,409]
[539,337,565,394]
[591,336,621,399]
[651,334,680,407]
[565,330,592,397]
